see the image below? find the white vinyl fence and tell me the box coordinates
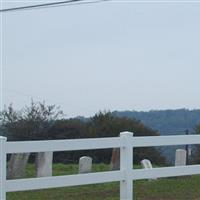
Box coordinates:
[1,131,200,200]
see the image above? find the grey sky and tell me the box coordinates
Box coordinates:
[2,1,200,117]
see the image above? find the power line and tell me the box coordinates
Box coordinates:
[1,0,200,13]
[0,0,109,13]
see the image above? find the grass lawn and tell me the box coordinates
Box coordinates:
[7,164,200,200]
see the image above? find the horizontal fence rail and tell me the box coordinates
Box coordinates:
[132,135,200,147]
[6,134,200,154]
[6,171,123,192]
[1,132,200,200]
[6,137,122,154]
[132,165,200,180]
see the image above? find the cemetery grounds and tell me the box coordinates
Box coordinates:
[7,163,200,200]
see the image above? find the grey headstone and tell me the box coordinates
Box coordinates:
[175,149,186,166]
[36,152,53,177]
[141,159,153,169]
[7,153,30,179]
[141,159,157,180]
[79,156,92,174]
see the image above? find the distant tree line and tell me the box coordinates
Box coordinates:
[0,101,167,165]
[111,109,200,164]
[112,109,200,135]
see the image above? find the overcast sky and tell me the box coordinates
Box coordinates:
[1,1,200,117]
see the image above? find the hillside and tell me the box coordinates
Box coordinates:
[112,109,200,135]
[112,109,200,164]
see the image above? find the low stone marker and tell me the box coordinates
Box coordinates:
[175,149,186,166]
[79,156,92,174]
[141,159,157,180]
[141,159,153,169]
[36,152,53,177]
[7,153,30,179]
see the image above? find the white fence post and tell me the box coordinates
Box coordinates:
[120,131,133,200]
[0,136,7,200]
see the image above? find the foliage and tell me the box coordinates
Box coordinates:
[195,124,200,135]
[0,104,166,165]
[0,101,63,140]
[85,112,165,164]
[50,112,165,165]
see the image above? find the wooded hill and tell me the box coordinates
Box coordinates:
[112,109,200,164]
[112,109,200,135]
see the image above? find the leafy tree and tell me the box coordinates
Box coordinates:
[0,101,63,141]
[0,101,63,179]
[48,119,88,163]
[85,112,166,165]
[0,106,166,166]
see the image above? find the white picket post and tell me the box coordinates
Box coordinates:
[0,136,7,200]
[120,132,133,200]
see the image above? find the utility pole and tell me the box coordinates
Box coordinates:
[185,129,189,165]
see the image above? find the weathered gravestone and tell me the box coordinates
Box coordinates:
[110,148,120,170]
[141,159,157,180]
[36,152,53,177]
[141,159,153,169]
[79,156,92,174]
[110,132,134,171]
[7,153,30,179]
[175,149,186,166]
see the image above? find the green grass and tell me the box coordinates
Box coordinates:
[7,164,200,200]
